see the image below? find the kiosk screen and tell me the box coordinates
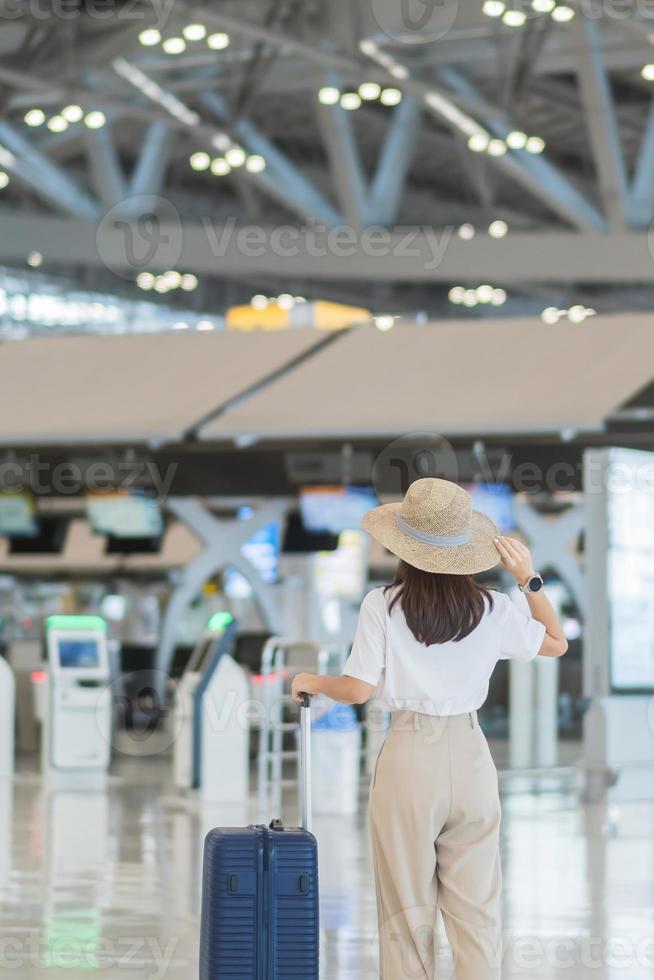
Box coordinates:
[57,639,101,669]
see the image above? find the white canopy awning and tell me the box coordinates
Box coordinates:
[0,331,322,445]
[200,314,654,440]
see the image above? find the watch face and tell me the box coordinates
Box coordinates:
[529,576,543,592]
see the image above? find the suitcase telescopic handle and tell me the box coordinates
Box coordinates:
[299,693,312,833]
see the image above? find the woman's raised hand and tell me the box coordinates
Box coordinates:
[494,535,536,585]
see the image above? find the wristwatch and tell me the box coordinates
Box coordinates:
[518,573,544,594]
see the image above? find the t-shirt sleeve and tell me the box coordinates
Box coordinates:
[343,588,386,685]
[498,592,546,662]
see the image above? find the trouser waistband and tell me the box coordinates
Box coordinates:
[389,709,478,732]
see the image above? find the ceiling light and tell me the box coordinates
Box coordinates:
[139,28,161,46]
[318,86,340,105]
[642,64,654,81]
[136,272,155,290]
[532,0,555,10]
[211,133,231,152]
[488,219,508,239]
[567,304,587,323]
[207,32,230,50]
[162,37,186,54]
[448,286,465,304]
[359,82,381,100]
[26,250,42,268]
[225,146,246,167]
[551,5,575,21]
[154,279,170,293]
[389,64,409,80]
[62,104,83,123]
[457,223,475,241]
[162,270,182,288]
[541,306,561,324]
[277,293,295,309]
[462,290,478,307]
[482,1,506,15]
[245,154,266,173]
[180,273,198,291]
[340,92,361,110]
[476,284,494,303]
[380,87,402,106]
[189,151,210,171]
[359,39,378,56]
[172,321,189,330]
[503,9,527,25]
[251,294,268,310]
[84,111,106,129]
[24,108,46,127]
[47,115,68,133]
[374,314,395,331]
[468,133,489,152]
[210,157,231,176]
[0,171,9,190]
[487,138,507,156]
[490,287,507,305]
[196,320,215,331]
[506,130,527,149]
[183,23,207,41]
[525,135,545,153]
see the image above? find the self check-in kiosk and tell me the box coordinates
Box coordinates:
[43,615,112,776]
[173,612,249,802]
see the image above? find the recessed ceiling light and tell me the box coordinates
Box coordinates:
[183,23,207,41]
[210,157,231,176]
[489,219,509,238]
[490,287,507,305]
[62,104,83,123]
[541,306,561,324]
[207,32,230,50]
[487,138,507,156]
[448,286,465,304]
[482,1,506,16]
[380,88,402,106]
[0,171,9,189]
[525,135,545,153]
[457,223,475,241]
[245,154,266,173]
[641,64,654,81]
[532,0,555,10]
[137,272,155,290]
[47,115,68,133]
[225,146,246,167]
[318,86,340,105]
[468,133,489,152]
[196,320,214,331]
[359,82,381,100]
[189,151,211,171]
[503,9,527,26]
[476,284,494,303]
[180,273,198,291]
[172,321,189,330]
[506,130,527,149]
[340,92,361,110]
[162,37,186,55]
[462,290,478,307]
[251,294,268,310]
[26,250,42,268]
[551,5,575,21]
[84,111,106,129]
[374,314,396,331]
[24,108,46,127]
[139,28,161,46]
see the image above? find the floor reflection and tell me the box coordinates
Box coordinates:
[0,758,652,978]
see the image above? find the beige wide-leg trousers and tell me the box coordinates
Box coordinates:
[368,710,502,980]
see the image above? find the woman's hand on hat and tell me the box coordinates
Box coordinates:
[494,535,535,585]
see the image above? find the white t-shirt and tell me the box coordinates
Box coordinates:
[343,586,546,715]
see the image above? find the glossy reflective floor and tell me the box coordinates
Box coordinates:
[1,752,653,979]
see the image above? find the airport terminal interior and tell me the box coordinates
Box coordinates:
[2,1,654,977]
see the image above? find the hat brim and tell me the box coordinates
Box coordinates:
[362,503,501,575]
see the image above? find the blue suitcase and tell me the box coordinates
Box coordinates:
[199,695,319,979]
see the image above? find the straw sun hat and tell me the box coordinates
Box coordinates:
[362,478,501,575]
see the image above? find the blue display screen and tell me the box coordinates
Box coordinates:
[300,486,378,534]
[57,639,100,669]
[463,483,516,533]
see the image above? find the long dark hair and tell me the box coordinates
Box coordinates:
[384,560,494,645]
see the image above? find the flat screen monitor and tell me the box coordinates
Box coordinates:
[0,493,38,537]
[57,639,101,669]
[606,448,654,691]
[299,486,378,535]
[463,483,516,533]
[87,493,163,539]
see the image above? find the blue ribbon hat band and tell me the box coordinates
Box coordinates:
[394,513,472,547]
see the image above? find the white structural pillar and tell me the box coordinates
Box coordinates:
[509,658,535,769]
[535,655,559,768]
[0,657,15,778]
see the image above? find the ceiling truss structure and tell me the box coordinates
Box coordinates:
[0,0,653,318]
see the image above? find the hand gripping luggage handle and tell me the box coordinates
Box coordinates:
[299,693,312,834]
